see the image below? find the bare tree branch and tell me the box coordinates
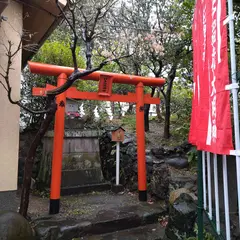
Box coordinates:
[0,80,8,91]
[47,54,130,96]
[56,0,79,70]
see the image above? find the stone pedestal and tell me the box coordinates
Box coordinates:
[37,129,105,191]
[111,184,124,193]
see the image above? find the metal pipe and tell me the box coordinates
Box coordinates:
[198,151,204,240]
[213,154,220,234]
[202,151,207,210]
[227,0,240,228]
[207,152,212,219]
[116,142,120,185]
[223,155,231,240]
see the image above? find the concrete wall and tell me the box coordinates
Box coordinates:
[0,1,22,193]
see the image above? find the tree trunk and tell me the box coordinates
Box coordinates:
[19,98,57,218]
[163,66,177,139]
[164,96,171,139]
[111,102,115,116]
[126,103,134,115]
[144,87,155,132]
[86,40,93,70]
[118,102,122,118]
[156,90,162,121]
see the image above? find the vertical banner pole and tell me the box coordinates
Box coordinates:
[213,154,220,234]
[207,152,213,219]
[202,151,207,210]
[49,73,67,214]
[197,151,204,240]
[227,0,240,228]
[136,82,147,201]
[116,142,120,185]
[223,155,231,240]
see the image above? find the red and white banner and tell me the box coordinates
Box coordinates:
[189,0,233,154]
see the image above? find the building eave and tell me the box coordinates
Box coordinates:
[19,0,67,68]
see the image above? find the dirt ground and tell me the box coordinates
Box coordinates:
[18,190,166,221]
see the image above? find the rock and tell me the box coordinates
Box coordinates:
[122,135,133,144]
[192,186,197,192]
[184,182,195,191]
[188,193,198,202]
[126,144,137,159]
[150,163,170,200]
[169,188,190,205]
[153,159,165,164]
[146,155,153,164]
[170,173,197,191]
[165,193,197,240]
[151,143,192,162]
[151,148,166,159]
[145,149,151,155]
[165,158,189,169]
[0,211,34,240]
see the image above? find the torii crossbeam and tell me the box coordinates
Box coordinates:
[29,61,165,214]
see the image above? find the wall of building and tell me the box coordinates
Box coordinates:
[0,1,22,194]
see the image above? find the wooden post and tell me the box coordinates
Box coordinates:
[136,82,147,201]
[49,73,67,214]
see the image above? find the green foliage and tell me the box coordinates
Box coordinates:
[170,81,193,140]
[172,122,190,140]
[21,38,85,129]
[122,115,136,131]
[34,40,85,68]
[171,82,192,122]
[186,224,216,240]
[187,147,198,167]
[32,189,50,199]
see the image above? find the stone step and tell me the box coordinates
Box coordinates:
[33,194,167,240]
[79,223,165,240]
[61,183,111,195]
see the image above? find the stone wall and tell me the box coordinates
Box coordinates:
[37,129,104,189]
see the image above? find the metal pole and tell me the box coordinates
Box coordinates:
[197,151,204,240]
[207,152,213,219]
[213,154,220,234]
[116,142,120,185]
[223,155,231,240]
[202,151,207,210]
[227,0,240,229]
[49,73,67,214]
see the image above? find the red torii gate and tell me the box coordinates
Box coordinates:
[29,61,165,214]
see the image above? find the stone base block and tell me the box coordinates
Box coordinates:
[111,184,124,193]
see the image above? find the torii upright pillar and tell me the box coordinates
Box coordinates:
[49,73,67,214]
[136,82,147,201]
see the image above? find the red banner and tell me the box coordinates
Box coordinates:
[189,0,233,154]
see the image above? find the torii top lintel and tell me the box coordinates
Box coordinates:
[28,62,165,87]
